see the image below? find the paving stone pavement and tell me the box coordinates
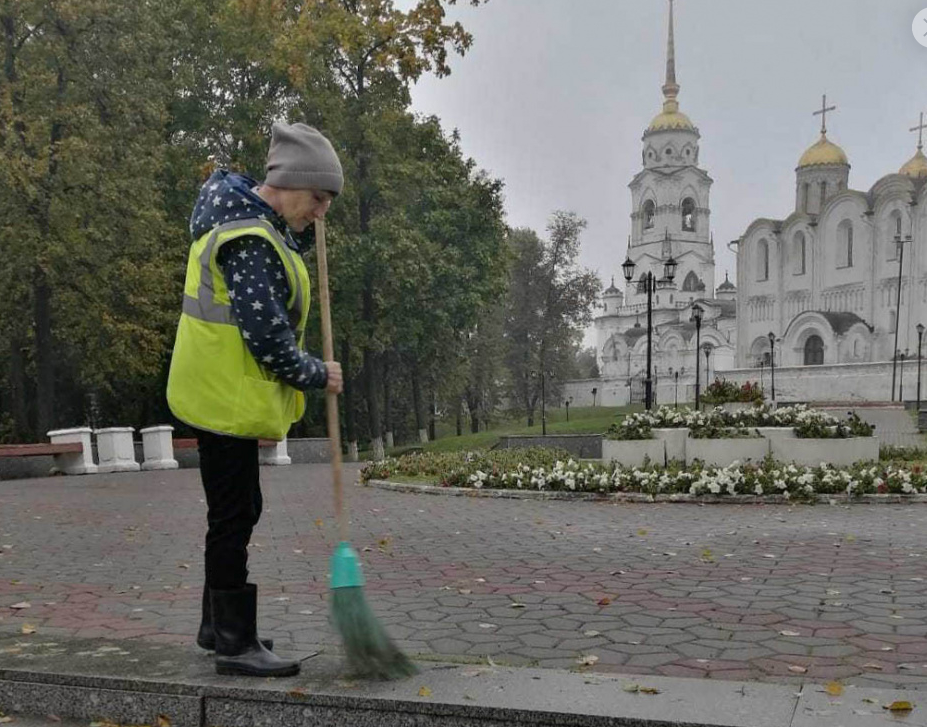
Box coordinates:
[3,465,927,691]
[822,406,926,448]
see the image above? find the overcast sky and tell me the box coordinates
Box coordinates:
[408,0,927,345]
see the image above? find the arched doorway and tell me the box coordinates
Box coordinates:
[803,335,824,366]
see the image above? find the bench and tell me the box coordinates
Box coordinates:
[0,437,97,477]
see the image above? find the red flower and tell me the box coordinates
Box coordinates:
[877,483,888,494]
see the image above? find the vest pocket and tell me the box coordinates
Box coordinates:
[236,375,290,440]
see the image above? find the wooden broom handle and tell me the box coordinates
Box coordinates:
[313,219,347,542]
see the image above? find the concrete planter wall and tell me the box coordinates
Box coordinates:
[94,427,140,473]
[139,426,178,471]
[258,439,292,466]
[686,437,769,467]
[755,427,796,445]
[771,436,879,466]
[719,402,763,414]
[653,428,688,462]
[602,439,665,468]
[46,427,98,475]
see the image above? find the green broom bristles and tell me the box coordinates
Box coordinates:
[330,586,418,680]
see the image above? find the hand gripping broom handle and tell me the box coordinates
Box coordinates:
[313,219,348,543]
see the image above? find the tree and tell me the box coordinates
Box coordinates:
[0,0,177,438]
[504,213,601,425]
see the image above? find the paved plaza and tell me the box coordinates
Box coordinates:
[2,464,927,691]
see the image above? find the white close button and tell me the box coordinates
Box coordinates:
[914,8,927,48]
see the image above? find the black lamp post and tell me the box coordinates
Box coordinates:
[591,387,597,408]
[917,324,924,414]
[691,303,704,410]
[702,344,713,393]
[674,370,679,408]
[892,233,912,400]
[622,253,678,410]
[899,351,908,404]
[768,331,777,402]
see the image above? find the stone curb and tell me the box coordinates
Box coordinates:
[367,479,927,505]
[1,631,924,727]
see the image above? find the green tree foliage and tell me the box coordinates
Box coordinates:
[503,213,601,425]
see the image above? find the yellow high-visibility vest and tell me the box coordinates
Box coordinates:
[167,218,311,440]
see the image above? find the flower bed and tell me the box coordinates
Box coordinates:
[701,378,764,406]
[361,451,927,501]
[606,404,874,440]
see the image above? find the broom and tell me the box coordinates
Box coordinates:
[313,218,417,681]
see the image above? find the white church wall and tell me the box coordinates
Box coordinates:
[717,360,920,403]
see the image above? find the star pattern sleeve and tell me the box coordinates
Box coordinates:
[217,237,328,390]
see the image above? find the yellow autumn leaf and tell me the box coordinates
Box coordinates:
[637,529,648,536]
[825,681,844,696]
[20,624,36,635]
[314,518,324,528]
[622,683,640,693]
[639,686,661,694]
[418,686,432,697]
[157,716,172,727]
[884,701,914,712]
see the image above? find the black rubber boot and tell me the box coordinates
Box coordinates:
[197,583,273,652]
[211,584,299,677]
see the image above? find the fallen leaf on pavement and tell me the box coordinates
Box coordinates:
[577,654,599,666]
[862,663,883,670]
[20,624,35,635]
[510,603,526,609]
[478,623,497,629]
[157,716,172,727]
[584,630,601,637]
[418,686,432,697]
[884,701,914,712]
[825,682,844,696]
[9,602,30,610]
[788,665,807,673]
[639,687,661,694]
[622,683,640,693]
[637,529,647,536]
[779,630,801,637]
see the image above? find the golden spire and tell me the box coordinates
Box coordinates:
[662,0,680,113]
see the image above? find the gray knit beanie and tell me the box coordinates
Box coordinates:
[265,122,344,195]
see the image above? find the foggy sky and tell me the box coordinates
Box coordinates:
[407,0,927,346]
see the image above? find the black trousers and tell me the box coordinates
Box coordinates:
[195,429,262,590]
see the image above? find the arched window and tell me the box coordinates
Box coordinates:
[793,232,806,275]
[757,239,769,281]
[804,335,824,366]
[636,273,648,294]
[681,198,696,231]
[682,270,701,292]
[837,220,853,268]
[642,200,656,230]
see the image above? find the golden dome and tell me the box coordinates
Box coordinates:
[647,106,696,133]
[798,133,849,168]
[900,148,927,179]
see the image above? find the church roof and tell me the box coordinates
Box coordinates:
[900,148,927,179]
[798,133,849,168]
[818,311,873,335]
[717,272,735,291]
[604,275,622,296]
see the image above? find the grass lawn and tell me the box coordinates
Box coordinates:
[360,404,644,457]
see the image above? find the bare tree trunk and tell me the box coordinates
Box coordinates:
[455,395,462,436]
[34,267,55,435]
[342,338,358,461]
[9,335,30,439]
[382,352,393,448]
[411,363,427,443]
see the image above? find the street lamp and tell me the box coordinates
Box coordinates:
[899,350,908,404]
[702,343,713,393]
[917,324,924,414]
[892,232,913,400]
[768,331,777,402]
[674,370,679,409]
[622,253,678,410]
[691,303,704,410]
[591,387,597,408]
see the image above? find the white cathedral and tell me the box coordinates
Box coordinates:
[580,0,927,406]
[594,0,735,405]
